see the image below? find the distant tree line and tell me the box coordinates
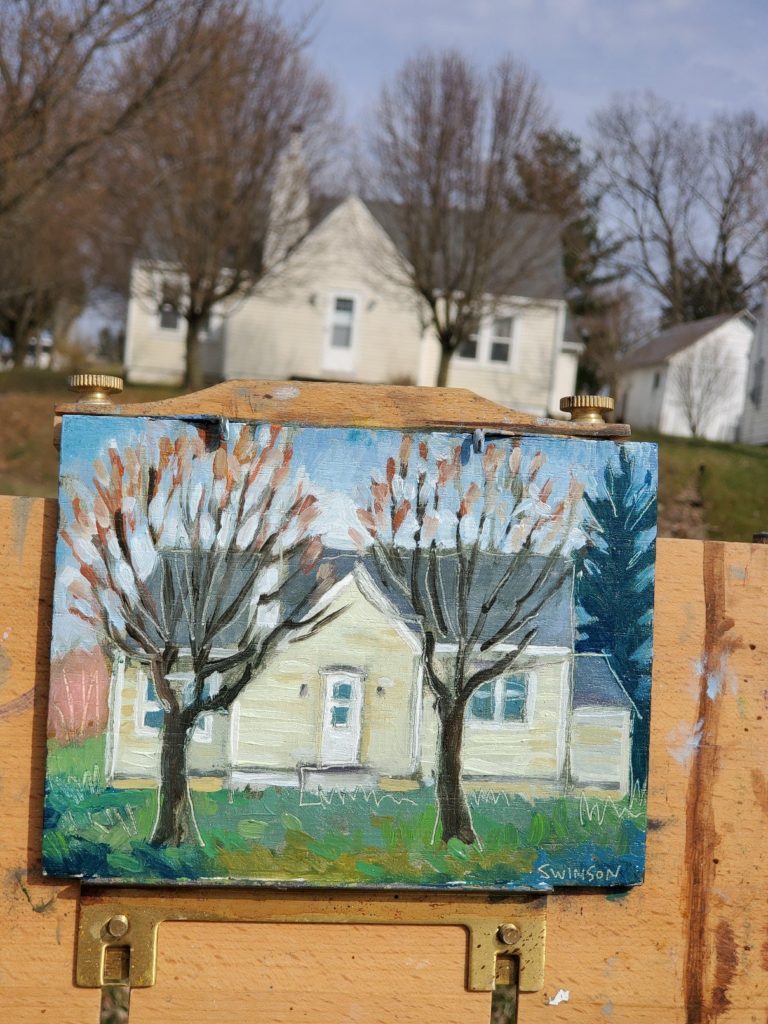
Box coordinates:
[2,4,768,389]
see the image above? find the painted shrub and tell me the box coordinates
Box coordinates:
[44,415,657,890]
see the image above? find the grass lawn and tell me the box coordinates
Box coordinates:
[44,738,646,889]
[0,369,183,497]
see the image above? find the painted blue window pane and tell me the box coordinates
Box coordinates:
[470,682,495,720]
[333,682,352,701]
[144,709,164,729]
[146,679,158,701]
[503,676,527,721]
[331,705,349,727]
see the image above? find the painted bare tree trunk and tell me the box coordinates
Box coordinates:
[435,700,477,844]
[151,709,202,847]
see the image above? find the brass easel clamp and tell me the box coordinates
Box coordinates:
[560,394,615,424]
[76,888,547,993]
[68,373,124,404]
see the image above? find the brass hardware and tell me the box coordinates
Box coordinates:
[559,395,615,424]
[76,887,547,993]
[106,914,130,938]
[497,923,521,946]
[68,373,124,404]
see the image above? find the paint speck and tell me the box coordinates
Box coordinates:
[602,1000,614,1016]
[668,719,704,764]
[548,989,570,1006]
[272,385,299,400]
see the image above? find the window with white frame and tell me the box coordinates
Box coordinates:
[323,293,358,372]
[135,670,221,742]
[457,314,516,367]
[467,672,531,725]
[330,296,355,349]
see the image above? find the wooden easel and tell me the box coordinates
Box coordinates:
[1,381,766,1023]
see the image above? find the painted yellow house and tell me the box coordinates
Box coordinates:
[106,559,636,799]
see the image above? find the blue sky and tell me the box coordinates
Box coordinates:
[297,0,767,136]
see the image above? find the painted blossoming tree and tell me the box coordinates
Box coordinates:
[353,437,585,844]
[61,424,338,846]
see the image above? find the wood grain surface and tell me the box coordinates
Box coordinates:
[0,498,766,1023]
[55,379,630,437]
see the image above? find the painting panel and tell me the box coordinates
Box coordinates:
[43,415,657,889]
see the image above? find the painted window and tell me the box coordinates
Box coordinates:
[468,673,530,724]
[751,356,764,408]
[652,370,661,390]
[137,672,221,742]
[330,680,353,728]
[330,296,355,349]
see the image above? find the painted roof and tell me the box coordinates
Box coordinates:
[622,310,752,369]
[572,653,634,711]
[149,547,574,652]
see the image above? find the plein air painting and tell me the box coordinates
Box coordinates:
[44,414,657,890]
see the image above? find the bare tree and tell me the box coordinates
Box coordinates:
[121,1,335,389]
[0,0,207,224]
[352,437,585,843]
[593,94,768,323]
[669,339,739,438]
[62,423,340,846]
[369,50,551,387]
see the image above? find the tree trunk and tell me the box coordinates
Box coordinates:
[435,701,477,844]
[184,315,203,391]
[436,345,452,388]
[150,710,203,847]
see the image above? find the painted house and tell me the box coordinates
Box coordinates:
[123,137,581,417]
[740,300,768,445]
[618,311,754,441]
[106,553,635,799]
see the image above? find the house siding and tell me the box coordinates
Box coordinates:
[230,581,419,779]
[224,198,425,386]
[420,655,570,785]
[110,661,230,785]
[446,302,567,415]
[570,707,631,795]
[620,317,754,441]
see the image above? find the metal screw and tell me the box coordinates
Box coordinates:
[559,395,615,424]
[68,372,124,405]
[106,914,129,938]
[497,923,521,946]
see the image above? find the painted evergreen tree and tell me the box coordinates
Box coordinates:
[575,446,657,787]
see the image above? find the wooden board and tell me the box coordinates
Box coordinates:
[1,498,766,1021]
[55,379,630,437]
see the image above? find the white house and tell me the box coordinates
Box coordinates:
[123,139,581,417]
[618,311,755,441]
[740,301,768,445]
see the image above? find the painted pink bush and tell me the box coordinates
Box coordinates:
[48,646,109,743]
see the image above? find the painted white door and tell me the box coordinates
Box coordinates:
[320,672,363,766]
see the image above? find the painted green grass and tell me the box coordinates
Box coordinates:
[44,740,646,889]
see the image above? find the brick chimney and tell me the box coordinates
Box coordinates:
[263,125,310,271]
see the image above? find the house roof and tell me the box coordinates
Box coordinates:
[341,549,574,650]
[622,310,752,369]
[145,547,574,653]
[362,200,567,301]
[572,653,635,711]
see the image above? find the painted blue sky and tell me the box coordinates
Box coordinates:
[52,414,657,654]
[297,0,767,136]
